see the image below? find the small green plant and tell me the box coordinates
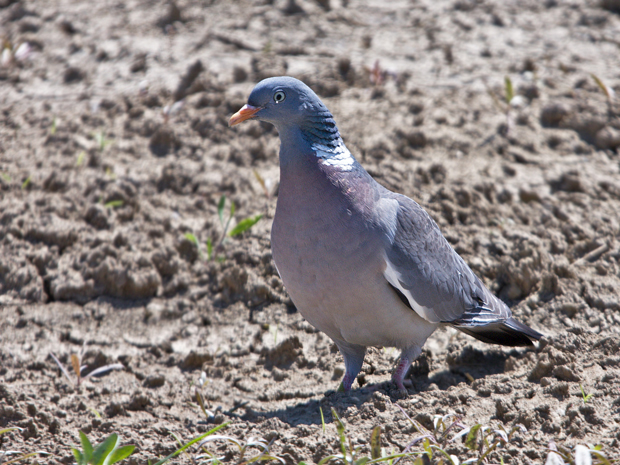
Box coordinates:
[504,76,514,105]
[50,342,124,389]
[93,130,113,152]
[21,176,31,190]
[580,384,594,404]
[547,442,613,465]
[105,167,117,179]
[50,116,58,135]
[1,172,11,182]
[206,237,214,260]
[0,427,49,464]
[184,232,204,259]
[104,200,124,209]
[76,151,86,167]
[311,408,414,465]
[150,423,229,465]
[395,405,526,465]
[206,194,263,261]
[485,75,522,137]
[72,431,135,465]
[193,434,283,465]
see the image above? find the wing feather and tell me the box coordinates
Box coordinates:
[381,193,511,325]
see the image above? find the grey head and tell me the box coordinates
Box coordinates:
[229,77,342,149]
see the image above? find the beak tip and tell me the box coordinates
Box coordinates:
[229,104,261,128]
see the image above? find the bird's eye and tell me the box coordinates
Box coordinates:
[273,91,286,103]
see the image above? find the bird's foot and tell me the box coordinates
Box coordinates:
[341,373,355,392]
[392,355,413,395]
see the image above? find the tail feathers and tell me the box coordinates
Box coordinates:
[453,317,542,347]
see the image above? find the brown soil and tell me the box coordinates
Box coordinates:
[1,0,620,463]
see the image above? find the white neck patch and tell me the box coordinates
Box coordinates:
[312,141,355,171]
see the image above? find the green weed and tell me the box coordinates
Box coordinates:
[0,427,49,464]
[93,130,113,152]
[396,405,527,465]
[104,200,124,209]
[206,194,263,260]
[546,442,613,465]
[504,76,514,105]
[72,431,135,465]
[21,176,31,190]
[76,151,86,167]
[150,422,229,465]
[193,434,283,465]
[184,232,204,259]
[485,75,520,137]
[312,408,415,465]
[580,384,594,404]
[206,237,214,260]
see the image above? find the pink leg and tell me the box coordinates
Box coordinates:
[392,346,422,393]
[392,356,412,392]
[335,341,366,392]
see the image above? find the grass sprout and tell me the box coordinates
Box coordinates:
[206,194,263,260]
[229,214,263,237]
[50,342,124,390]
[104,200,124,209]
[21,176,31,190]
[580,384,594,404]
[206,237,213,260]
[194,434,283,465]
[314,408,414,465]
[76,151,86,167]
[184,232,204,259]
[93,130,113,151]
[504,76,514,105]
[395,405,526,465]
[50,117,58,135]
[0,428,50,465]
[484,76,521,137]
[72,431,135,465]
[547,441,613,465]
[150,423,229,465]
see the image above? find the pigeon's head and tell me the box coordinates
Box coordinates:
[229,76,331,129]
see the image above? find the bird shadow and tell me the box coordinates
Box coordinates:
[240,346,529,427]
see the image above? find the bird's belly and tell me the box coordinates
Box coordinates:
[271,202,437,349]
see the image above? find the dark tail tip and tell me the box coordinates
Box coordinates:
[454,317,543,347]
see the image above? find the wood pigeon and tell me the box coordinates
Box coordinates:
[230,76,542,393]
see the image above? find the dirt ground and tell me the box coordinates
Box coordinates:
[2,0,620,463]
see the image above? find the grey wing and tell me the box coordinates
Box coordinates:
[381,194,511,326]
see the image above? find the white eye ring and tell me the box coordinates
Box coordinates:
[273,91,286,103]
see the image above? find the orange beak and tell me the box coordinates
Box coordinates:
[229,104,261,127]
